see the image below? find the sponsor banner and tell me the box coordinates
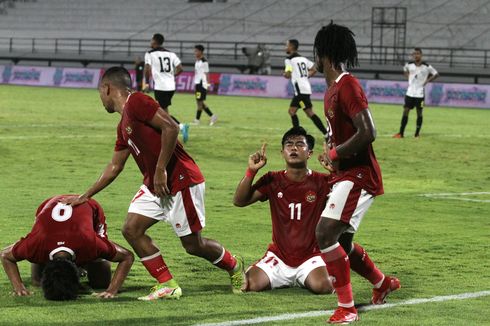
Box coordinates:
[53,67,101,88]
[175,72,221,94]
[426,83,489,108]
[363,79,408,105]
[218,74,290,97]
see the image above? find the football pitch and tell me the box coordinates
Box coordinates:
[0,85,489,325]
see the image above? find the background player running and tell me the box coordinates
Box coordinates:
[394,47,438,138]
[234,127,333,294]
[64,67,244,301]
[0,195,134,300]
[283,39,328,139]
[193,44,217,126]
[144,33,190,142]
[314,23,400,324]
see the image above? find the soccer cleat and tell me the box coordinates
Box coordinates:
[181,123,190,143]
[137,282,182,301]
[328,306,359,324]
[371,276,401,305]
[229,255,245,294]
[192,119,200,125]
[392,133,403,138]
[209,115,218,126]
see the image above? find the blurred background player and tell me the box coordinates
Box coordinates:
[234,127,333,295]
[134,57,145,91]
[65,67,245,301]
[314,23,400,324]
[0,195,134,300]
[193,44,218,126]
[283,39,329,139]
[144,33,190,143]
[393,48,439,138]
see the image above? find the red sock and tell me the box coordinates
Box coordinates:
[141,252,173,283]
[213,248,237,272]
[321,243,354,308]
[349,243,384,287]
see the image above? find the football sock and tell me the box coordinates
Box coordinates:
[140,251,173,283]
[399,115,408,136]
[212,247,237,272]
[310,114,328,135]
[291,114,300,127]
[196,110,202,120]
[203,106,213,117]
[348,243,385,288]
[171,115,180,124]
[321,243,354,308]
[415,116,423,136]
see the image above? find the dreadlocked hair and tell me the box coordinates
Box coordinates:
[314,22,358,70]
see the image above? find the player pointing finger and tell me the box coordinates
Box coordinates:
[248,143,267,172]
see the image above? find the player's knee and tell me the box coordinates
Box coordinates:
[309,279,334,295]
[182,241,203,257]
[288,108,297,116]
[121,223,141,241]
[305,108,314,117]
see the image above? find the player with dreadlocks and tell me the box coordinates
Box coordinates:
[314,23,400,324]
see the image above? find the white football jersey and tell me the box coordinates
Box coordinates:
[404,62,438,98]
[285,53,314,95]
[144,48,181,91]
[194,58,209,87]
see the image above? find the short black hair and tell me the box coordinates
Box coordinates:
[152,33,164,45]
[101,66,132,90]
[195,44,205,52]
[414,47,422,54]
[288,39,299,50]
[41,259,80,301]
[314,22,358,70]
[281,126,315,150]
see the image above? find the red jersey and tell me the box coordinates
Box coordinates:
[12,195,116,265]
[254,170,331,267]
[115,92,204,195]
[324,73,384,196]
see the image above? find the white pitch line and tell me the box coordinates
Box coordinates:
[197,290,490,326]
[420,192,490,203]
[0,134,109,140]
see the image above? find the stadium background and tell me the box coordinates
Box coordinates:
[0,0,489,325]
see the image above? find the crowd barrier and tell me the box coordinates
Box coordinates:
[1,65,488,109]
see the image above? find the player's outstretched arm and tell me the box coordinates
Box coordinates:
[148,108,180,198]
[233,143,267,207]
[0,244,31,296]
[94,242,134,299]
[334,109,376,159]
[63,149,130,206]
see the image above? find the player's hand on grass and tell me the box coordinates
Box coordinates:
[12,285,31,296]
[61,195,89,206]
[249,143,267,172]
[92,291,116,299]
[154,168,170,197]
[318,142,335,173]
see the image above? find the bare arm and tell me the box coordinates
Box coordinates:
[95,242,134,299]
[283,71,292,79]
[147,108,180,197]
[233,144,267,207]
[144,64,151,85]
[308,67,317,78]
[63,149,130,205]
[424,73,439,85]
[175,64,183,76]
[404,71,409,78]
[1,244,31,296]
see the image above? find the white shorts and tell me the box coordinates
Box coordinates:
[128,183,206,237]
[254,251,326,289]
[321,180,374,233]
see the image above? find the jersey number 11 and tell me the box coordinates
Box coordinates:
[289,203,302,220]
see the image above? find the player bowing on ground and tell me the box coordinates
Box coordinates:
[284,39,329,139]
[234,127,333,294]
[0,195,134,300]
[393,47,439,138]
[314,23,400,324]
[64,67,244,301]
[193,44,218,126]
[144,33,190,143]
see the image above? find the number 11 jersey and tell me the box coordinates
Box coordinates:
[144,47,181,91]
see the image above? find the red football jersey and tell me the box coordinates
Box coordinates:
[254,170,331,267]
[12,195,116,265]
[324,73,384,196]
[115,92,204,195]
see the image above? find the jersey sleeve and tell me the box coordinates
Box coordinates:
[87,199,108,238]
[144,52,151,65]
[428,65,438,75]
[126,93,160,123]
[340,78,369,119]
[203,62,209,73]
[306,58,314,70]
[252,172,272,200]
[95,237,117,261]
[284,59,293,72]
[114,123,128,152]
[403,63,409,72]
[12,238,30,261]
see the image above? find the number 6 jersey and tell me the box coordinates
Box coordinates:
[144,47,182,91]
[284,53,314,96]
[12,195,116,265]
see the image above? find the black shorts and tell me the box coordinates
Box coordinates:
[195,82,207,101]
[154,90,175,108]
[290,93,312,109]
[404,96,424,110]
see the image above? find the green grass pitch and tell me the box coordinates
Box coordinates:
[0,85,489,325]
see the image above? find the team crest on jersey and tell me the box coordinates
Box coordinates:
[305,191,316,203]
[327,107,335,118]
[277,192,283,198]
[126,126,133,134]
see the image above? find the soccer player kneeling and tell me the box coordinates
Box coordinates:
[0,195,134,300]
[234,127,333,294]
